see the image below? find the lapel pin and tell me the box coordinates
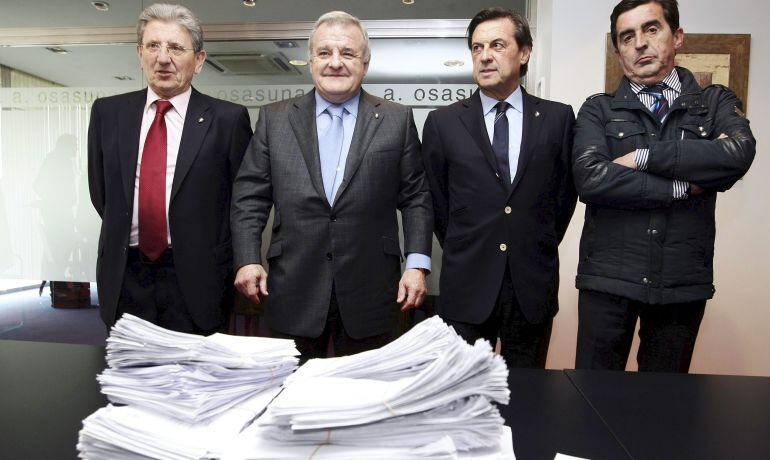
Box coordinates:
[534,111,540,117]
[374,113,379,119]
[198,117,204,123]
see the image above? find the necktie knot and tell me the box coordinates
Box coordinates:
[642,84,669,121]
[327,105,345,119]
[495,100,510,115]
[155,100,173,117]
[494,101,510,125]
[643,83,667,95]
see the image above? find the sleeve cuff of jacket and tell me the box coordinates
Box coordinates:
[405,253,431,273]
[673,180,689,200]
[635,148,649,171]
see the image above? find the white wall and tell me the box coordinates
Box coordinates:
[533,0,770,376]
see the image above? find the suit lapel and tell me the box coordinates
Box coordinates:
[459,91,505,190]
[333,90,382,203]
[510,89,540,195]
[119,90,146,208]
[288,90,327,204]
[170,88,212,203]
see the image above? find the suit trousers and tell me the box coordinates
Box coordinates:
[444,266,553,369]
[116,248,222,335]
[271,286,392,362]
[575,289,706,372]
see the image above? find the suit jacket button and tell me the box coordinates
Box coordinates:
[330,214,337,222]
[499,243,507,252]
[326,252,333,261]
[504,206,512,214]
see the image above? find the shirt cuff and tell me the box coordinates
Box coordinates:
[673,180,689,200]
[635,148,649,171]
[405,253,431,273]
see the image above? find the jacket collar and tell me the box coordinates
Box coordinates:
[610,66,705,112]
[170,86,212,203]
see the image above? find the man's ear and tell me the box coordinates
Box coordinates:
[673,28,684,52]
[194,50,207,75]
[520,46,532,66]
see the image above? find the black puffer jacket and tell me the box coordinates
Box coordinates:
[572,67,755,304]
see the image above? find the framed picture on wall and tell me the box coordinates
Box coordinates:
[604,33,751,109]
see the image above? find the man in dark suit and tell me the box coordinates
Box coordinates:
[231,11,433,360]
[422,7,576,368]
[88,4,252,333]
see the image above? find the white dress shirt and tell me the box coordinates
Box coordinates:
[129,86,191,247]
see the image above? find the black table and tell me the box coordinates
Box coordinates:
[0,340,107,460]
[3,339,769,460]
[502,369,629,460]
[566,369,770,460]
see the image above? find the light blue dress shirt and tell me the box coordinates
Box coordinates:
[480,87,524,183]
[314,91,430,272]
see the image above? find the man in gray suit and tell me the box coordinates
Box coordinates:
[231,11,433,360]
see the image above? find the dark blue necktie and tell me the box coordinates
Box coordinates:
[643,83,669,121]
[492,101,511,187]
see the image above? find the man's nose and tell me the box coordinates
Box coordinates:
[156,48,173,63]
[634,33,648,49]
[329,50,343,67]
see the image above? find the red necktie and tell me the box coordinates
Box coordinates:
[138,100,173,261]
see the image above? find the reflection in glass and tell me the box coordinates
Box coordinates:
[1,36,475,282]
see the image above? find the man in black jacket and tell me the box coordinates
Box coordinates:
[572,0,755,372]
[422,8,576,368]
[89,4,252,333]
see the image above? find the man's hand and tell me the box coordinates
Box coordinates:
[397,268,427,312]
[234,264,268,304]
[612,151,638,169]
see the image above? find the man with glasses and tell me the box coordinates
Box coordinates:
[231,11,432,360]
[88,3,252,334]
[572,0,756,372]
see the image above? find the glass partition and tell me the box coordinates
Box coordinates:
[1,33,478,284]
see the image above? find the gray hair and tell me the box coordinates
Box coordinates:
[308,11,371,63]
[137,3,204,52]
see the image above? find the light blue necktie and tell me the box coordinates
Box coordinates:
[319,105,345,204]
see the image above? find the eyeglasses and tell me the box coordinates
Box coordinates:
[142,42,195,57]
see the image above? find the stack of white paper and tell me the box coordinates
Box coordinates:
[78,387,281,460]
[78,314,300,459]
[286,315,461,383]
[236,316,511,458]
[224,424,515,460]
[98,314,299,422]
[260,395,503,449]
